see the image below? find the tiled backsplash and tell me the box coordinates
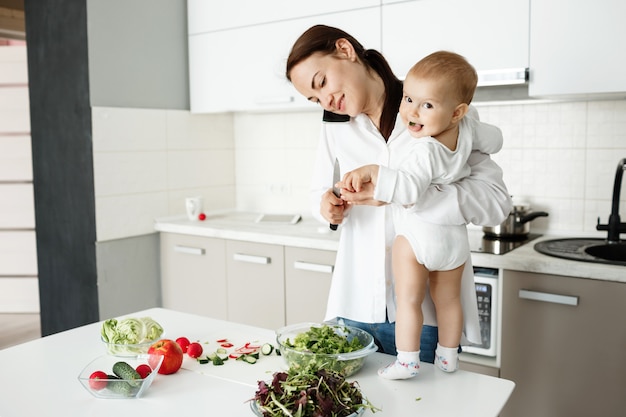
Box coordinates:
[92,107,235,241]
[233,99,626,236]
[92,99,626,241]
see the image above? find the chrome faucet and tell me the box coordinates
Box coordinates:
[596,158,626,243]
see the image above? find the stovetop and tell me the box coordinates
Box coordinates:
[469,231,542,255]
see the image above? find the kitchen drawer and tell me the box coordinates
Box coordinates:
[0,231,38,276]
[285,246,336,325]
[0,184,35,229]
[226,240,284,329]
[160,233,228,319]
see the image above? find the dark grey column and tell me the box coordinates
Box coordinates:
[24,0,99,335]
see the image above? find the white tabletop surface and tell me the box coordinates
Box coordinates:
[0,308,515,417]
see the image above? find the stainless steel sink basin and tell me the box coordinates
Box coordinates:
[534,238,626,266]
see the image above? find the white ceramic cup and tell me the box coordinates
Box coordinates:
[185,196,203,221]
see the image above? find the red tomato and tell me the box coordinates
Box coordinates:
[89,370,108,390]
[135,364,152,379]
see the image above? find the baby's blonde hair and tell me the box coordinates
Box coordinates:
[407,51,478,105]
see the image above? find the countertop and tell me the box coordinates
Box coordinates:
[0,308,514,417]
[155,212,625,283]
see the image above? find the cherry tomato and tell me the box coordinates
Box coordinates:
[88,370,108,390]
[135,364,152,379]
[176,336,191,353]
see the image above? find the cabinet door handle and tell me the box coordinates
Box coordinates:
[293,261,334,274]
[233,253,270,264]
[174,245,205,256]
[518,289,579,306]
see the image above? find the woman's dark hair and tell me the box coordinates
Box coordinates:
[286,25,402,140]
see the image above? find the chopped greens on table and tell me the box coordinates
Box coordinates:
[252,367,379,417]
[285,325,365,354]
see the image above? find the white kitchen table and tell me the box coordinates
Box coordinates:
[0,308,514,416]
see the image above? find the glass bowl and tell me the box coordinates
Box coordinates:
[77,354,163,399]
[101,335,162,357]
[275,322,377,377]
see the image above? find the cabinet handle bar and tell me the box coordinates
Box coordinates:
[174,245,205,256]
[518,289,579,306]
[233,253,270,264]
[293,261,333,274]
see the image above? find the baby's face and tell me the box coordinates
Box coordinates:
[399,76,459,139]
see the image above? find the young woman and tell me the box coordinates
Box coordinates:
[285,25,511,363]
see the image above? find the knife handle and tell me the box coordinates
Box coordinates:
[330,223,338,231]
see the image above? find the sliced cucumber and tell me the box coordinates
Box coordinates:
[261,343,274,355]
[242,354,257,364]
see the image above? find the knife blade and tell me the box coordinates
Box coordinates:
[330,159,341,231]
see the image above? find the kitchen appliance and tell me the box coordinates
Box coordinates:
[483,203,548,238]
[463,267,499,357]
[469,229,542,255]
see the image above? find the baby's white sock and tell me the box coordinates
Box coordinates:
[378,350,420,380]
[435,343,459,372]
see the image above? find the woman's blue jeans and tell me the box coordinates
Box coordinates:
[337,317,438,364]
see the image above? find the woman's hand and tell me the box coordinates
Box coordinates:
[320,188,348,225]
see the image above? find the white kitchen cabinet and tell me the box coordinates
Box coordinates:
[528,0,626,98]
[187,0,379,35]
[381,0,529,80]
[160,233,228,319]
[500,270,626,417]
[188,7,381,113]
[226,240,285,329]
[284,246,336,325]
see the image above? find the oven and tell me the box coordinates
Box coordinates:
[462,230,541,357]
[463,267,499,357]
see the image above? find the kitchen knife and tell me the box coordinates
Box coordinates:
[330,159,341,231]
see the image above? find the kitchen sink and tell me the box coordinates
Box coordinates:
[534,238,626,266]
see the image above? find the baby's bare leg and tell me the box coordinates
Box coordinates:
[429,264,464,372]
[393,236,429,352]
[378,236,428,380]
[429,265,463,347]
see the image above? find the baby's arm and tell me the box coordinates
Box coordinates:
[338,164,380,193]
[467,117,503,154]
